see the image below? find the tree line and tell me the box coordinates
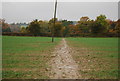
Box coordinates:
[1,14,120,37]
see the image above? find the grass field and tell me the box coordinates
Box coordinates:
[66,37,118,79]
[2,36,61,79]
[2,36,119,79]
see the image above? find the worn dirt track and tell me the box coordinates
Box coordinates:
[49,38,80,79]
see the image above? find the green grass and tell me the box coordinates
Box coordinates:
[2,36,61,79]
[2,36,119,79]
[0,35,2,79]
[66,37,118,79]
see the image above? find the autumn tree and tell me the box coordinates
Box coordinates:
[39,20,50,36]
[91,15,109,35]
[27,19,41,36]
[115,19,120,36]
[79,16,89,22]
[1,19,11,32]
[20,26,27,33]
[54,22,63,37]
[60,20,73,37]
[49,18,58,35]
[77,16,91,34]
[68,25,79,36]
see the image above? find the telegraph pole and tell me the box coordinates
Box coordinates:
[52,0,57,42]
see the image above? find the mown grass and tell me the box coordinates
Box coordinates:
[2,36,61,79]
[66,37,118,79]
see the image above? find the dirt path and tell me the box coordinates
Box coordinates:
[49,38,80,79]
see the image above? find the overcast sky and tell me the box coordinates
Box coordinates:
[2,2,118,23]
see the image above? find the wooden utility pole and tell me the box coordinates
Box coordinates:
[52,0,57,42]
